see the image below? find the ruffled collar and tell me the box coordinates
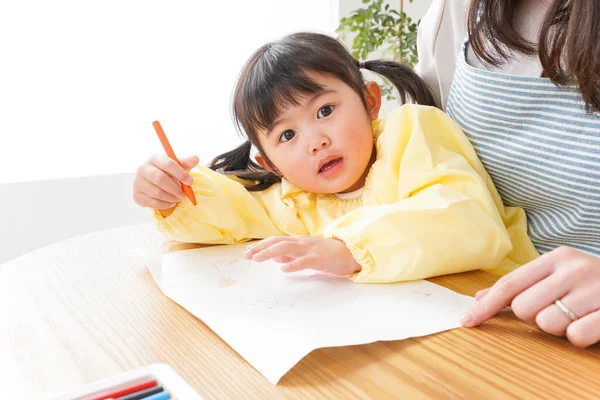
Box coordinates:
[335,188,364,200]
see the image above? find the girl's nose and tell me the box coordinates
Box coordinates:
[310,135,331,154]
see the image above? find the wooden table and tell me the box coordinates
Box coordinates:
[1,224,598,399]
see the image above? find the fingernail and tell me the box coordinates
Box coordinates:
[460,311,474,327]
[184,176,193,185]
[242,250,251,259]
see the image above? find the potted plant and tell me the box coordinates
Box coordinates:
[337,0,419,100]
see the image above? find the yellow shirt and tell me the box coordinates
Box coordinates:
[153,105,539,283]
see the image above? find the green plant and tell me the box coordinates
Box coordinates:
[337,0,419,100]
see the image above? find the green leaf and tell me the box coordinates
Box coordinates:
[336,0,419,66]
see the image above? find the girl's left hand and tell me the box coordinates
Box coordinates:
[243,236,362,276]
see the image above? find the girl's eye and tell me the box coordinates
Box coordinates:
[317,105,334,118]
[279,130,296,143]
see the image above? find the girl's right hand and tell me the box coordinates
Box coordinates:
[133,154,199,210]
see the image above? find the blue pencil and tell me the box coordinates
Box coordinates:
[137,391,170,400]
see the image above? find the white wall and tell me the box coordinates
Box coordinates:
[0,0,338,185]
[0,173,148,264]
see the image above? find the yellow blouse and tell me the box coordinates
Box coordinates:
[153,105,539,283]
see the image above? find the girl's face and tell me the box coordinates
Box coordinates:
[255,72,381,194]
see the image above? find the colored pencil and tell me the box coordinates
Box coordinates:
[116,385,164,400]
[88,379,158,400]
[139,391,170,400]
[152,120,197,206]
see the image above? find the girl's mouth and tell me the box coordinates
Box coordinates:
[319,157,343,174]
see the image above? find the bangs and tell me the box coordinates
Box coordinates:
[232,32,365,140]
[237,65,324,135]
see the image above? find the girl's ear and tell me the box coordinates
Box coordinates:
[363,81,382,120]
[255,153,278,174]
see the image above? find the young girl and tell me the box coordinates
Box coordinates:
[133,32,538,283]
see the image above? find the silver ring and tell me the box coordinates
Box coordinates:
[554,299,578,321]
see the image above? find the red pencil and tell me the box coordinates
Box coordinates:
[88,378,158,400]
[152,121,197,206]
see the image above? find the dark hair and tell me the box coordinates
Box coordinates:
[468,0,600,113]
[209,32,437,191]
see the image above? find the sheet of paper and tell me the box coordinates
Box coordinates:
[146,243,475,384]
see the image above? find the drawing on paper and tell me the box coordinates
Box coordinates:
[203,251,352,309]
[219,277,239,288]
[291,288,318,308]
[244,285,334,311]
[414,288,432,297]
[249,294,279,310]
[212,257,251,272]
[211,257,251,288]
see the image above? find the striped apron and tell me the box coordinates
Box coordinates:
[446,40,600,256]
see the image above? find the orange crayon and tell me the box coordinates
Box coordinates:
[152,121,197,206]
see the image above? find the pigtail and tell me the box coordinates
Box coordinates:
[359,60,438,108]
[208,140,281,191]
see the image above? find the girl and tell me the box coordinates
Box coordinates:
[416,0,600,346]
[133,32,538,283]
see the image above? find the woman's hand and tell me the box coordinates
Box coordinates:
[461,247,600,348]
[133,154,199,210]
[243,236,362,276]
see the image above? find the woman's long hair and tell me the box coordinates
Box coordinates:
[468,0,599,113]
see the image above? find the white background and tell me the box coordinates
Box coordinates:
[0,0,338,184]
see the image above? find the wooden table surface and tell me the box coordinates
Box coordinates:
[1,224,598,399]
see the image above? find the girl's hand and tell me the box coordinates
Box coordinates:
[461,247,600,348]
[133,154,199,210]
[244,236,362,276]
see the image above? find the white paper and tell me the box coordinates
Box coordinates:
[145,243,475,384]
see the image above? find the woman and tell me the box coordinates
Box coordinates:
[415,0,600,347]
